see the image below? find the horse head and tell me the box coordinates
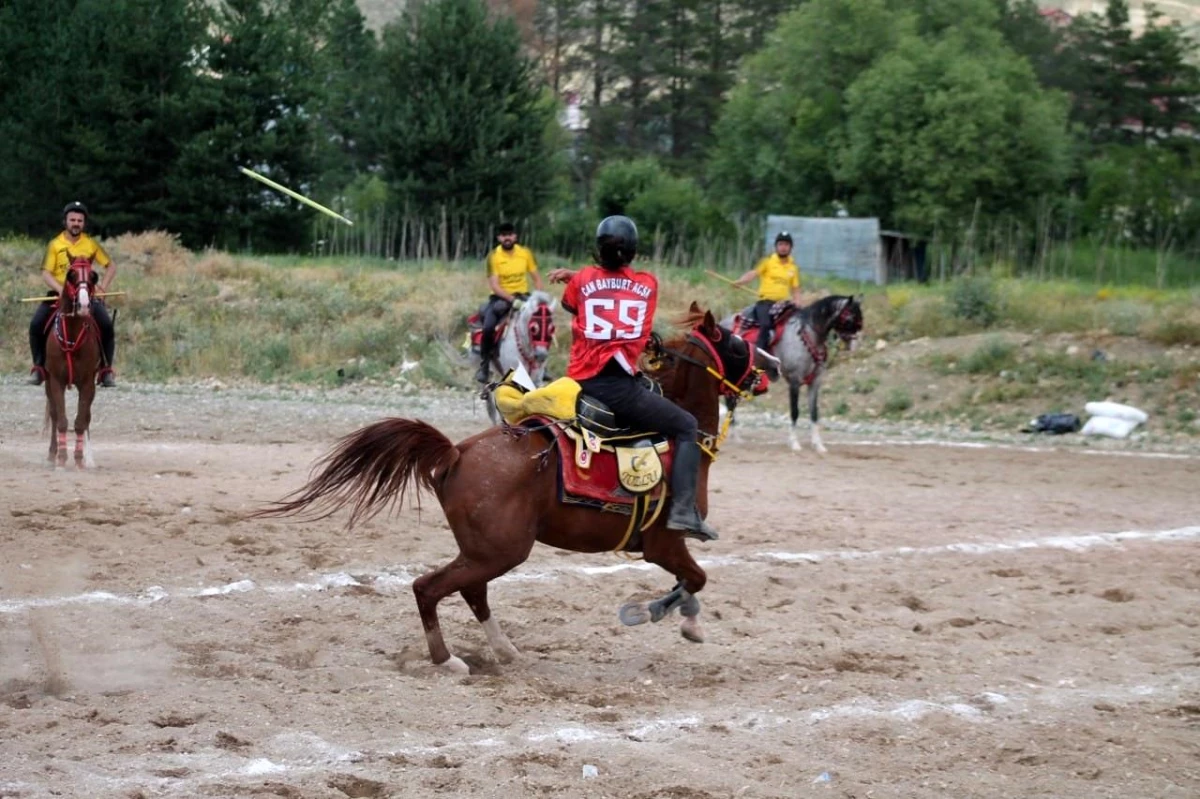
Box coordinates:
[517,290,557,365]
[829,295,864,350]
[650,302,772,402]
[61,258,97,316]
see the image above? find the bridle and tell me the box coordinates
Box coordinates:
[648,328,760,401]
[513,298,556,368]
[829,298,862,344]
[646,327,765,459]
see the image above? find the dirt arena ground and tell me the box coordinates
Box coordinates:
[1,383,1197,798]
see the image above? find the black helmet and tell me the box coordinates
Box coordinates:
[596,215,638,270]
[775,230,793,245]
[62,201,89,220]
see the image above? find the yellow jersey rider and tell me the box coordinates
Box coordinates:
[27,202,119,387]
[476,222,542,383]
[733,231,802,351]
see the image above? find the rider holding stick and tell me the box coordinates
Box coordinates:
[27,202,118,388]
[731,231,802,352]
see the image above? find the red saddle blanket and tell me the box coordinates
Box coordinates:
[730,302,796,351]
[466,312,506,351]
[525,417,672,511]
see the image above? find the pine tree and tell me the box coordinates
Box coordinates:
[377,0,558,228]
[165,0,323,250]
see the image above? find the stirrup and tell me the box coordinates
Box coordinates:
[666,508,719,542]
[26,367,46,386]
[98,368,117,388]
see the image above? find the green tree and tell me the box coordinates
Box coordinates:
[840,34,1070,236]
[708,0,905,214]
[594,157,729,250]
[377,0,558,231]
[0,0,208,237]
[165,0,323,250]
[310,0,381,200]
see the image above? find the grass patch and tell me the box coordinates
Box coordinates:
[850,376,880,394]
[960,338,1019,375]
[882,388,913,416]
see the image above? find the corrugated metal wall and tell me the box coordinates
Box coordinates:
[765,216,884,285]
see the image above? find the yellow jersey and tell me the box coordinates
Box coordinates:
[486,244,538,296]
[42,232,111,286]
[753,253,800,302]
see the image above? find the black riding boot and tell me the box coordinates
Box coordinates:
[666,440,719,542]
[475,340,493,383]
[95,304,117,387]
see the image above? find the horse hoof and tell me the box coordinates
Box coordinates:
[813,444,828,455]
[789,441,802,453]
[619,601,652,627]
[436,655,470,675]
[493,642,520,664]
[680,617,705,643]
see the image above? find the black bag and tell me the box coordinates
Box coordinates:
[1024,413,1082,435]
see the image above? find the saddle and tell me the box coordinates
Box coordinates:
[730,300,796,350]
[494,374,673,551]
[463,294,531,354]
[464,312,507,355]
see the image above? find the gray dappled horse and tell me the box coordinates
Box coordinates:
[722,295,863,452]
[477,290,557,423]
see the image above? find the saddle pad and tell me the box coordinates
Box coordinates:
[527,418,672,508]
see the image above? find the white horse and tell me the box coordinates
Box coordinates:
[722,295,862,453]
[473,290,558,423]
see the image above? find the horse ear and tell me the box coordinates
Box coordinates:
[549,296,558,311]
[689,301,702,315]
[702,310,719,339]
[855,293,864,305]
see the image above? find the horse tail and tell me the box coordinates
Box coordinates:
[250,418,460,527]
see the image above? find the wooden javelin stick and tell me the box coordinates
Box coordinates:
[17,292,128,303]
[704,269,757,297]
[239,166,354,226]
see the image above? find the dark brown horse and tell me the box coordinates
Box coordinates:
[254,305,765,673]
[44,259,102,468]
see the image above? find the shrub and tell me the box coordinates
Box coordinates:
[960,338,1018,374]
[949,277,999,327]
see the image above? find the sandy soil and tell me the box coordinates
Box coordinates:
[1,382,1198,799]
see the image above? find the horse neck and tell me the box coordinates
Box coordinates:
[800,298,840,339]
[661,358,720,439]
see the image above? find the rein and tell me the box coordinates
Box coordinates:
[648,330,761,461]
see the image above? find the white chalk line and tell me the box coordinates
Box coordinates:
[838,437,1200,460]
[4,675,1193,795]
[2,525,1197,615]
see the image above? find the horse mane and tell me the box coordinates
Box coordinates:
[639,305,711,384]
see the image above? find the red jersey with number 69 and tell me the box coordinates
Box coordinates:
[561,264,658,380]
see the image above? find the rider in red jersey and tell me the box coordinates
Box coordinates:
[549,216,717,542]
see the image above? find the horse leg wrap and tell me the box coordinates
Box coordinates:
[648,582,688,623]
[679,591,701,618]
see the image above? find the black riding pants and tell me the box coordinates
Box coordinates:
[577,360,698,444]
[93,300,115,367]
[28,296,55,367]
[481,293,529,357]
[752,299,775,350]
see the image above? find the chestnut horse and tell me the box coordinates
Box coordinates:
[44,259,103,468]
[254,305,765,673]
